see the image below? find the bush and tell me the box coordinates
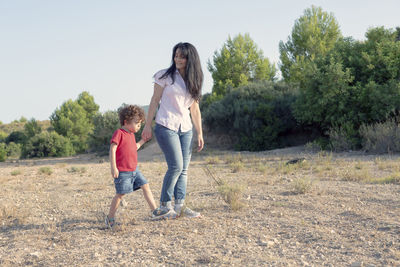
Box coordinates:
[89,111,120,153]
[22,132,75,158]
[294,28,400,146]
[0,143,7,162]
[50,92,99,153]
[24,118,42,139]
[327,122,359,151]
[203,81,298,151]
[0,131,7,142]
[359,119,400,154]
[6,142,21,158]
[5,131,27,144]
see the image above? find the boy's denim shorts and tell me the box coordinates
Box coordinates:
[114,168,148,194]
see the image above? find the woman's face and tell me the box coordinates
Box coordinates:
[174,48,187,71]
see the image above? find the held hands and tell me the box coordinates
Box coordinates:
[141,125,152,142]
[111,168,119,179]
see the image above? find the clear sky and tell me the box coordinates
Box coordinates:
[1,0,399,123]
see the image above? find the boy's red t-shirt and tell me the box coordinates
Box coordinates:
[110,128,137,171]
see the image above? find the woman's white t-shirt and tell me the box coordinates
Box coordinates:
[153,69,194,132]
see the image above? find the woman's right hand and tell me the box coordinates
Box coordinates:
[141,125,152,142]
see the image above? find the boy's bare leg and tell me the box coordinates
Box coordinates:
[141,184,157,211]
[108,194,124,218]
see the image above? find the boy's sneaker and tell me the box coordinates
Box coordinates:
[105,215,116,229]
[151,207,177,220]
[180,207,201,218]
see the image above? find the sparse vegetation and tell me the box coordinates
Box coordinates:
[38,166,53,175]
[291,177,315,194]
[256,162,267,174]
[217,181,246,210]
[224,153,243,164]
[10,169,22,176]
[204,156,221,164]
[67,166,87,173]
[369,173,400,184]
[230,161,244,173]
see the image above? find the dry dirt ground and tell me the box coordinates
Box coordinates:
[0,143,399,266]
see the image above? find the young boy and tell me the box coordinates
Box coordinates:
[105,105,172,228]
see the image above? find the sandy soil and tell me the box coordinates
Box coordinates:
[0,145,399,266]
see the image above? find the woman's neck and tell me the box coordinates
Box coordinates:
[178,68,185,79]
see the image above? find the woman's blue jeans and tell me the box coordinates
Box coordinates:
[154,123,193,209]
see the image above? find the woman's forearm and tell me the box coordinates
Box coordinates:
[145,96,159,127]
[191,103,203,136]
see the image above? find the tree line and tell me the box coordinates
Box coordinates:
[202,5,400,152]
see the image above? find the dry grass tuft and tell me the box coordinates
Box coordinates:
[291,177,316,194]
[0,205,30,225]
[230,161,244,173]
[255,162,267,174]
[217,181,246,211]
[369,172,400,184]
[204,156,221,164]
[67,166,87,173]
[38,166,53,175]
[10,169,22,176]
[224,153,243,164]
[341,168,372,182]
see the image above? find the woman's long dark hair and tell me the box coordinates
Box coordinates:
[160,42,203,102]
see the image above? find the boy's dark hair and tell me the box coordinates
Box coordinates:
[118,104,145,126]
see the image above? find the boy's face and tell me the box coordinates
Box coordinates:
[124,118,142,133]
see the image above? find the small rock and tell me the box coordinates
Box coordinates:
[30,252,41,258]
[266,240,275,247]
[350,262,362,267]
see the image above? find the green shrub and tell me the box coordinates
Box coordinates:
[6,142,21,158]
[50,92,99,153]
[294,28,400,146]
[24,118,42,139]
[0,143,7,162]
[22,132,75,158]
[5,130,27,144]
[0,131,7,142]
[89,111,120,152]
[359,119,400,154]
[203,81,298,151]
[11,170,22,176]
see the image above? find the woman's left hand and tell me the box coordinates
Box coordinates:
[197,135,204,152]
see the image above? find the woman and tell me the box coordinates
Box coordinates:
[141,42,204,219]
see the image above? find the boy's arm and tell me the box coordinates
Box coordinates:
[136,139,146,151]
[109,143,119,178]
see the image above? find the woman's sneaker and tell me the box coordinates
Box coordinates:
[151,207,177,220]
[181,207,201,218]
[105,215,116,229]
